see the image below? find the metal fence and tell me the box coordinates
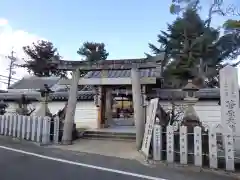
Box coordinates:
[0,115,60,145]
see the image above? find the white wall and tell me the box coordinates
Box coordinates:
[6,102,40,114]
[47,101,98,129]
[160,100,221,129]
[5,99,221,130]
[5,101,98,129]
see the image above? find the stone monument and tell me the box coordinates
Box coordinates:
[219,65,240,151]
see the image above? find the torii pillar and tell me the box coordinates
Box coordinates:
[131,67,144,150]
[62,69,80,145]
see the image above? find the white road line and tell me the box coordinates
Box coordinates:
[0,145,167,180]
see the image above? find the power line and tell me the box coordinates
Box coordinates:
[0,79,18,86]
[0,80,8,85]
[0,54,8,58]
[0,75,19,81]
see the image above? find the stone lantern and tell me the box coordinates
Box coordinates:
[182,79,199,100]
[16,94,31,115]
[182,80,205,162]
[35,84,53,117]
[0,100,8,115]
[181,79,201,127]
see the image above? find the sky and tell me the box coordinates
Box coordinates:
[0,0,239,89]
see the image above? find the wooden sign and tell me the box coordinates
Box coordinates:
[94,87,102,107]
[141,98,159,157]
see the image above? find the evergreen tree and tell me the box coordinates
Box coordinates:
[77,42,109,62]
[22,40,66,77]
[149,7,240,88]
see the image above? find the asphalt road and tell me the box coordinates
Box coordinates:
[0,136,237,180]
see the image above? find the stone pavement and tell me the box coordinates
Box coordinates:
[52,139,143,160]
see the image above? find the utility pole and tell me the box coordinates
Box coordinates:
[7,50,17,89]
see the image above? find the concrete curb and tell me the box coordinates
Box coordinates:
[0,135,54,147]
[148,161,240,179]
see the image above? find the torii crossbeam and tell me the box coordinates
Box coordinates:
[51,57,160,71]
[55,57,161,85]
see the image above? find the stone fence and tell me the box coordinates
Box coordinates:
[0,115,60,145]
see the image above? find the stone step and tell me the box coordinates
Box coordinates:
[81,136,136,142]
[81,130,136,141]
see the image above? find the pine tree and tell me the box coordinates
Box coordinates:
[149,7,240,88]
[77,42,109,62]
[22,40,66,77]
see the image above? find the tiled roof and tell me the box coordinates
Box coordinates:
[0,87,226,102]
[84,68,157,78]
[0,91,94,101]
[52,91,94,100]
[150,88,221,100]
[9,76,61,90]
[113,88,222,100]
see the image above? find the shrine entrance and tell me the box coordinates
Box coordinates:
[111,93,134,126]
[55,57,163,148]
[99,86,135,128]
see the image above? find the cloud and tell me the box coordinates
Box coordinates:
[0,19,8,26]
[0,18,43,89]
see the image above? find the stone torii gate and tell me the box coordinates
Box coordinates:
[52,57,162,149]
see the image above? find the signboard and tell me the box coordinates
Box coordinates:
[94,87,102,107]
[141,98,159,157]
